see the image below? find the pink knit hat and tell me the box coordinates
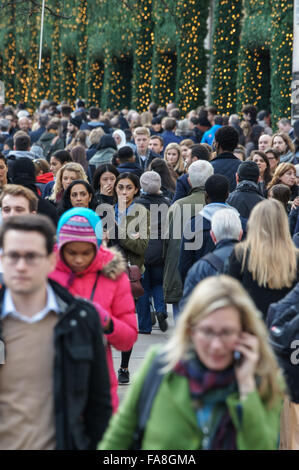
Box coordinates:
[58,215,98,249]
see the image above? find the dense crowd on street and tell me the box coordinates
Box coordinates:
[0,98,299,450]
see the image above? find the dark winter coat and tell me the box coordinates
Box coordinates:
[117,162,143,178]
[171,173,191,204]
[135,192,170,266]
[134,150,161,172]
[161,131,182,150]
[178,203,247,284]
[0,280,112,450]
[227,180,265,219]
[86,144,99,161]
[227,248,299,320]
[267,282,299,403]
[163,187,206,303]
[29,126,46,144]
[210,152,242,192]
[36,132,65,161]
[181,239,238,307]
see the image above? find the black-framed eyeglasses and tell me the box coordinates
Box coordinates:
[2,251,48,266]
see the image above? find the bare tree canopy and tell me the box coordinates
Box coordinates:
[0,0,72,19]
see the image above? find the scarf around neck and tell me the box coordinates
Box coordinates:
[175,352,237,450]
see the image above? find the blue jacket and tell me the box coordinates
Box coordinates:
[201,124,222,146]
[179,203,247,284]
[171,173,191,204]
[117,161,143,178]
[210,152,242,192]
[289,207,299,236]
[29,126,46,144]
[181,239,238,307]
[42,180,55,198]
[161,131,182,150]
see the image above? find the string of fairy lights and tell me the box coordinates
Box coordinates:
[0,0,294,118]
[210,0,242,114]
[175,0,209,113]
[131,0,154,111]
[50,0,62,102]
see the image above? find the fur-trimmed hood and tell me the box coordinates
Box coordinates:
[100,246,127,280]
[52,244,127,282]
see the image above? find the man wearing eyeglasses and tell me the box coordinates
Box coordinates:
[0,214,112,449]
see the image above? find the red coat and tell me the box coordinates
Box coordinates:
[49,245,137,412]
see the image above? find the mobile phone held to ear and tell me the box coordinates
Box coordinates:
[233,350,244,366]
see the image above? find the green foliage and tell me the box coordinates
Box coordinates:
[236,0,272,113]
[0,0,294,121]
[131,0,154,111]
[210,0,243,114]
[175,0,209,112]
[270,0,293,124]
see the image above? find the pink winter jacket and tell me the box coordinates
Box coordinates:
[49,244,137,412]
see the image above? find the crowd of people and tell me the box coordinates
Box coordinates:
[0,98,298,450]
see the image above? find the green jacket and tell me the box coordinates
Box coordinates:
[163,187,206,303]
[117,203,150,274]
[36,132,64,159]
[99,347,282,450]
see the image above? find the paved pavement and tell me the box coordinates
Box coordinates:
[112,307,175,403]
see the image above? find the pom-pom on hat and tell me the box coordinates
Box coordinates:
[140,171,161,194]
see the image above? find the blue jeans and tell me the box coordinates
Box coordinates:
[172,302,180,323]
[136,265,167,332]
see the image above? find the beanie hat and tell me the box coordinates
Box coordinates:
[152,116,162,125]
[57,207,102,249]
[237,161,259,182]
[70,116,82,129]
[11,157,36,185]
[140,171,161,194]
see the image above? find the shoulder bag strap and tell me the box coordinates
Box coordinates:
[90,271,101,301]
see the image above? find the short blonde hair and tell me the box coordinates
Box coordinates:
[162,275,284,406]
[133,126,150,139]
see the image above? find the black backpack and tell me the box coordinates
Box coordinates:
[130,353,165,450]
[268,303,299,403]
[201,252,224,272]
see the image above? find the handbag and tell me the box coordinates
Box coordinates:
[126,263,144,299]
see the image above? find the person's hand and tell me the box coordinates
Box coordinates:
[291,196,299,210]
[101,184,113,196]
[130,232,140,239]
[233,332,260,399]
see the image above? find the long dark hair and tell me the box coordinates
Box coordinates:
[149,157,176,192]
[70,145,88,172]
[58,179,97,215]
[114,172,140,198]
[92,163,119,193]
[250,150,272,184]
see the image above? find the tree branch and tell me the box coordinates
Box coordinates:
[0,0,73,19]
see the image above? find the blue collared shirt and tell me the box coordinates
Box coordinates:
[2,284,60,324]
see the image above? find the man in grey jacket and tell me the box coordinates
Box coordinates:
[181,208,242,308]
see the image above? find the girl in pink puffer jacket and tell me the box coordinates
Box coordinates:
[49,208,137,412]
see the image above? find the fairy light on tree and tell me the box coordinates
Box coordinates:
[210,0,243,114]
